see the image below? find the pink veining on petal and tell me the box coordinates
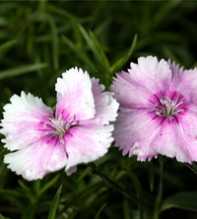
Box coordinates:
[148,90,188,124]
[37,112,79,152]
[113,56,197,163]
[1,67,118,180]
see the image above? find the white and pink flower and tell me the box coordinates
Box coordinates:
[0,67,119,180]
[112,56,197,163]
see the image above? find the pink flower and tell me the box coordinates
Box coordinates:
[0,67,119,180]
[112,56,197,162]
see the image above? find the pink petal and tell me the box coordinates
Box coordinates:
[55,67,95,121]
[114,108,160,161]
[0,92,52,151]
[173,68,197,104]
[169,61,184,84]
[176,110,197,161]
[129,56,172,93]
[112,71,151,109]
[91,78,119,125]
[152,122,191,162]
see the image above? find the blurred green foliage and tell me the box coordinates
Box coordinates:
[1,1,197,219]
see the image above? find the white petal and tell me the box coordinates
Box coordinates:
[55,67,95,121]
[65,124,113,170]
[4,142,67,181]
[0,92,52,151]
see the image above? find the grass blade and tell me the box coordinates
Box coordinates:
[47,185,62,219]
[111,34,137,73]
[0,63,47,80]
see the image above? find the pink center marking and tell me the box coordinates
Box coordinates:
[149,91,188,123]
[38,112,78,146]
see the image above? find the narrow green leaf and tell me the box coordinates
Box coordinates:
[153,0,182,28]
[111,34,137,73]
[123,200,131,219]
[48,17,59,70]
[18,180,35,203]
[94,203,107,219]
[0,63,47,80]
[0,214,10,219]
[48,185,62,219]
[90,164,138,204]
[161,191,197,212]
[0,17,7,26]
[62,35,96,72]
[39,174,60,196]
[78,24,111,72]
[0,39,17,54]
[0,189,22,199]
[184,163,197,175]
[89,31,110,70]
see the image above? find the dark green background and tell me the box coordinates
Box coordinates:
[1,1,197,219]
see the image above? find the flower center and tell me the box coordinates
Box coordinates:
[49,117,78,138]
[150,91,187,121]
[38,114,78,146]
[50,118,71,137]
[156,97,182,117]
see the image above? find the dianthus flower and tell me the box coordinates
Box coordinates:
[1,67,119,180]
[112,56,197,162]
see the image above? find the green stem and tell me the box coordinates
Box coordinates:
[90,164,152,210]
[22,201,37,219]
[184,163,197,175]
[153,157,164,219]
[90,164,139,205]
